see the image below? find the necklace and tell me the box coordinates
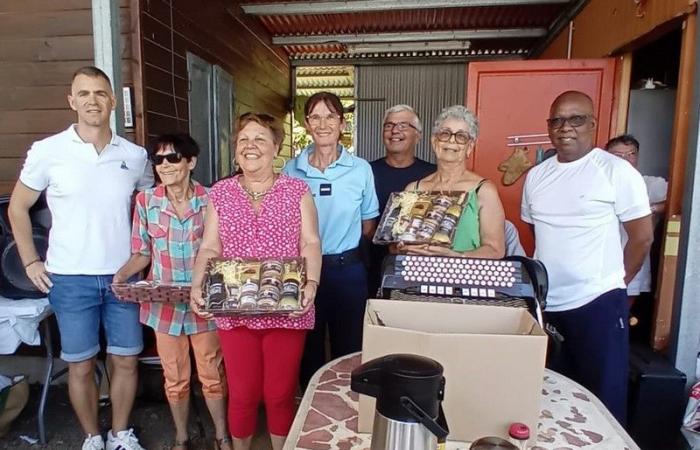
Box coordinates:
[241,175,275,201]
[241,184,270,201]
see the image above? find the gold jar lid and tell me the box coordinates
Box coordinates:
[446,204,462,216]
[432,232,450,243]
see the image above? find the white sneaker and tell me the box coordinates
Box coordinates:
[82,434,105,450]
[106,428,145,450]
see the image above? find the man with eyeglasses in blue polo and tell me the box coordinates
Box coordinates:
[521,91,653,425]
[367,105,435,296]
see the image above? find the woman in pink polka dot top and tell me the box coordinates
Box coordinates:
[190,113,322,450]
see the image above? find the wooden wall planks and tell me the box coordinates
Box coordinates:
[139,0,291,161]
[0,1,136,194]
[0,0,291,193]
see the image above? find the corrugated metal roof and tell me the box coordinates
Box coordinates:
[240,0,581,61]
[258,5,563,36]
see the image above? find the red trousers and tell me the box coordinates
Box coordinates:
[218,327,306,438]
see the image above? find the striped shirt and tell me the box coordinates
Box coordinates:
[131,181,216,335]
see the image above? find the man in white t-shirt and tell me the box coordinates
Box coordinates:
[8,67,153,450]
[521,91,653,424]
[606,134,668,304]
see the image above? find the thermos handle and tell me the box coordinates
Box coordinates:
[400,396,449,440]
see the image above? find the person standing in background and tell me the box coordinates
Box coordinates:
[606,134,668,306]
[368,105,435,295]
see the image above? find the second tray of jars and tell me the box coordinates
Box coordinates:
[373,191,468,246]
[203,257,305,315]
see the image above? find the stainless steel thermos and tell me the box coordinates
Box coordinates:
[351,354,449,450]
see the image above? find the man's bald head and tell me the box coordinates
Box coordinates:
[550,91,595,116]
[547,91,597,162]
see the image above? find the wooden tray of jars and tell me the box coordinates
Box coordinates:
[202,257,306,316]
[111,281,191,304]
[373,191,468,246]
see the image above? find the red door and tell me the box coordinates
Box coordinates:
[466,59,617,255]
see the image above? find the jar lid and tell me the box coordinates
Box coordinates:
[508,422,530,440]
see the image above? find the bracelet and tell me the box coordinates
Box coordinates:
[305,279,319,286]
[24,258,41,269]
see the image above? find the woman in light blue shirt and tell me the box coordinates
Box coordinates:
[283,92,379,386]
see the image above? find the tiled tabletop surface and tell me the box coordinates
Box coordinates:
[286,353,640,450]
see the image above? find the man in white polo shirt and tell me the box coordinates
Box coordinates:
[8,66,153,450]
[521,91,653,424]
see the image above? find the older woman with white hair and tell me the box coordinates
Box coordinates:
[399,105,505,258]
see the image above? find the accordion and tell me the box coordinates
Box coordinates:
[379,255,548,324]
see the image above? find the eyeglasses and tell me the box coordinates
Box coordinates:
[546,114,590,129]
[306,113,341,126]
[383,121,419,132]
[609,149,638,159]
[435,129,471,145]
[152,152,184,165]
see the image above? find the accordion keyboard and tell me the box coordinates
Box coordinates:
[380,254,546,323]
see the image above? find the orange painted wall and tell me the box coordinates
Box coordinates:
[541,0,695,58]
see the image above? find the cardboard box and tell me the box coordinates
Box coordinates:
[358,299,547,444]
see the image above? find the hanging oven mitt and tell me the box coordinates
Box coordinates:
[498,146,533,186]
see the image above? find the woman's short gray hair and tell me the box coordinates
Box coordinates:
[383,104,422,133]
[432,105,479,139]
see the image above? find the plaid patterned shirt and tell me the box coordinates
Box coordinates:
[131,182,216,335]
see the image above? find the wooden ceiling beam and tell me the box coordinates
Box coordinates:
[272,28,547,45]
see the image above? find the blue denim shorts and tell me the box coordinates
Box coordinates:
[48,274,143,362]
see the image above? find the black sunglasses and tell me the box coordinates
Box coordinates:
[546,114,590,129]
[151,153,184,165]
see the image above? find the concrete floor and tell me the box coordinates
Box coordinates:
[0,383,273,450]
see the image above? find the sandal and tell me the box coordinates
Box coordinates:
[214,436,233,450]
[171,438,190,450]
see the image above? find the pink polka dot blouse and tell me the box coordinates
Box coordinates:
[208,174,315,331]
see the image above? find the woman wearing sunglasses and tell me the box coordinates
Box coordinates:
[114,134,232,450]
[398,105,506,258]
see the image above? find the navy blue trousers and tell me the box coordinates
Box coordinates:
[545,288,629,425]
[300,261,368,387]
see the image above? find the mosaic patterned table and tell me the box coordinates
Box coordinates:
[285,353,640,450]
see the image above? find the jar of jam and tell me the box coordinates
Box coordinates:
[416,218,439,240]
[438,213,459,235]
[378,207,401,241]
[426,208,446,222]
[279,270,301,310]
[207,273,226,310]
[261,259,284,278]
[224,284,240,309]
[257,287,280,309]
[239,278,259,309]
[433,194,453,209]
